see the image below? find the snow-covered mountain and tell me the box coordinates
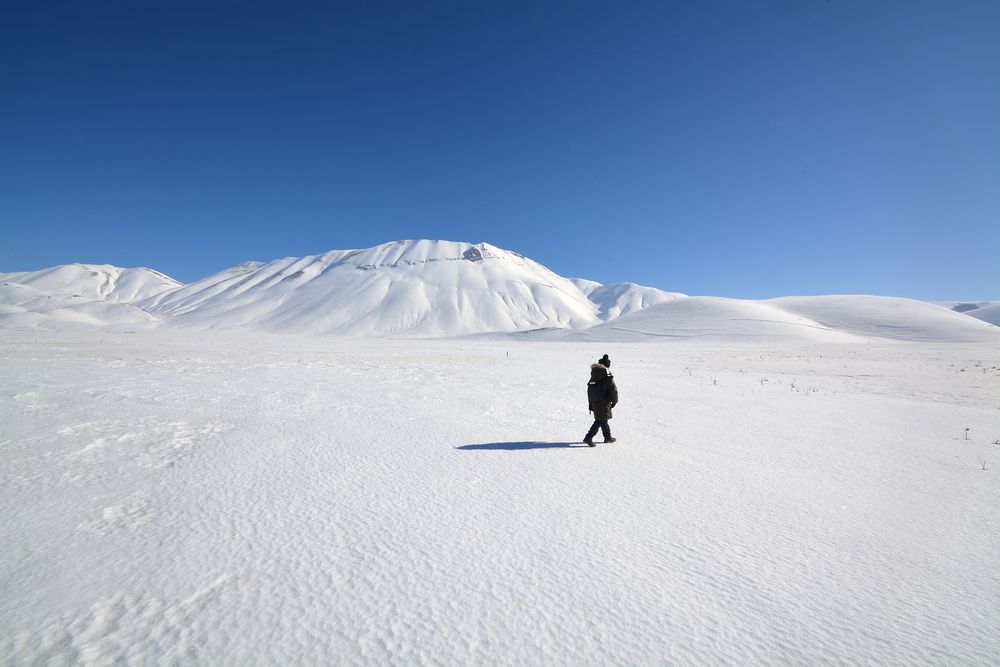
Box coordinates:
[0,264,180,329]
[1,241,997,341]
[0,263,180,302]
[570,278,686,320]
[138,240,608,335]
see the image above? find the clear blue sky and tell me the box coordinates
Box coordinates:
[2,1,997,299]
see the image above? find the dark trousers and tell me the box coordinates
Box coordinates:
[586,419,611,440]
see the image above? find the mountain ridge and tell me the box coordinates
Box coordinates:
[1,240,997,341]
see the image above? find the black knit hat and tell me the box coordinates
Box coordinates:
[598,354,611,368]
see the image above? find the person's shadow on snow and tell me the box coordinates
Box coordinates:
[455,441,584,451]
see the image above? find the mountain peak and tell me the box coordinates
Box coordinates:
[2,241,996,341]
[132,240,607,335]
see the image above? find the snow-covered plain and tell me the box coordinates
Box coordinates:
[3,329,999,665]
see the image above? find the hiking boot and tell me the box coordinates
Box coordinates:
[603,437,617,443]
[583,436,595,447]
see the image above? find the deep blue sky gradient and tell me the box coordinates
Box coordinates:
[2,1,998,298]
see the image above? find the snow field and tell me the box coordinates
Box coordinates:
[1,331,999,665]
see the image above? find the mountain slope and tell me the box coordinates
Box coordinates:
[0,264,180,302]
[935,301,1000,326]
[139,240,604,336]
[513,296,861,343]
[510,294,1000,343]
[0,264,180,329]
[773,296,1000,342]
[964,304,1000,326]
[570,279,686,320]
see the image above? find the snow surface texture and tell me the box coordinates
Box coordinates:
[2,331,998,665]
[2,240,996,341]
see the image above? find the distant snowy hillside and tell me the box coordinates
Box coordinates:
[0,264,180,302]
[512,294,1000,343]
[966,304,1000,326]
[935,301,1000,327]
[139,240,603,336]
[570,278,686,320]
[773,296,1000,341]
[0,264,180,329]
[515,297,859,343]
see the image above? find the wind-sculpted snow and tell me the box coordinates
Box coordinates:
[1,331,998,664]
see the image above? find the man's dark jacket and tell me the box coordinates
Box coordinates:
[588,363,619,420]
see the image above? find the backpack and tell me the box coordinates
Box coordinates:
[587,374,608,405]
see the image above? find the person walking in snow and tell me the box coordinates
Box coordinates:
[584,354,619,446]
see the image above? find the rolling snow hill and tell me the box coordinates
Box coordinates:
[773,296,1000,341]
[512,294,1000,343]
[966,304,1000,326]
[936,300,1000,326]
